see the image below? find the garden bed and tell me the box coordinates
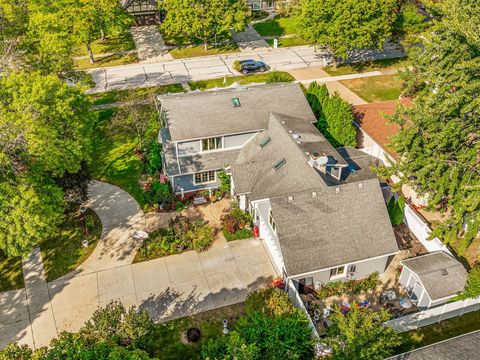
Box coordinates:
[134,215,215,262]
[221,203,253,241]
[41,206,102,281]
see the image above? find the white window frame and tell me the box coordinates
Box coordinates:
[329,266,346,280]
[201,137,223,152]
[193,170,216,185]
[268,209,276,233]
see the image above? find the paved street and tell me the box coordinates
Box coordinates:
[87,45,405,92]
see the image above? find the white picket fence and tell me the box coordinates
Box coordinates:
[286,279,320,338]
[384,296,480,332]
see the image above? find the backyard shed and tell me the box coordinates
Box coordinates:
[399,251,467,309]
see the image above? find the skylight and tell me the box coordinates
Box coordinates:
[231,97,241,107]
[273,158,286,171]
[259,136,271,148]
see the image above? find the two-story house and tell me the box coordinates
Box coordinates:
[158,83,399,293]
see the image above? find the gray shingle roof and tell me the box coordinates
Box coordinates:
[401,252,467,300]
[158,83,316,141]
[270,179,399,276]
[386,330,480,360]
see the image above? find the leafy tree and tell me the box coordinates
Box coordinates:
[326,305,403,360]
[55,162,92,204]
[387,196,405,226]
[0,71,94,255]
[458,266,480,300]
[379,0,480,254]
[306,82,357,147]
[72,0,132,63]
[81,301,154,348]
[0,343,32,360]
[393,2,428,35]
[108,91,156,149]
[161,0,248,50]
[202,332,259,360]
[295,0,397,68]
[218,170,231,194]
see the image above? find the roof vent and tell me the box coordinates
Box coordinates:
[441,269,448,276]
[292,134,301,140]
[231,97,241,107]
[288,130,293,134]
[296,140,302,144]
[281,120,286,125]
[305,151,310,156]
[273,158,286,171]
[358,183,363,189]
[259,136,271,148]
[335,187,340,194]
[287,195,294,202]
[312,191,318,198]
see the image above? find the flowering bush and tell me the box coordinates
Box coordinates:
[220,203,252,241]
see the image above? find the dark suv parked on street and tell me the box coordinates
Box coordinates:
[237,60,268,74]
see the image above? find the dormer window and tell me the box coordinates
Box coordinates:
[202,137,222,151]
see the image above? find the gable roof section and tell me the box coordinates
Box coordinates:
[386,330,480,360]
[271,179,399,276]
[353,99,412,160]
[401,251,467,300]
[158,83,316,142]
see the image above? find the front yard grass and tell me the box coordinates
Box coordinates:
[397,310,480,353]
[89,107,158,208]
[89,83,184,106]
[41,207,102,281]
[147,303,246,360]
[339,74,403,103]
[169,43,240,59]
[266,36,311,48]
[73,33,136,57]
[188,71,294,91]
[253,16,299,37]
[0,252,24,292]
[75,52,138,70]
[324,57,411,76]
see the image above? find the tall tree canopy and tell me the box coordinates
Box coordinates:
[0,71,94,256]
[161,0,249,50]
[326,305,403,360]
[381,0,480,253]
[295,0,397,67]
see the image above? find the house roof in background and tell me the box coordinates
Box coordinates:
[271,178,399,276]
[121,0,157,9]
[401,251,467,300]
[158,83,316,141]
[353,99,412,159]
[386,330,480,360]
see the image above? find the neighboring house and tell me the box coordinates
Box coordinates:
[121,0,163,25]
[386,329,480,360]
[247,0,288,12]
[353,99,428,208]
[399,251,467,310]
[158,83,399,291]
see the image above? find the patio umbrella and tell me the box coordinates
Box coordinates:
[399,297,413,309]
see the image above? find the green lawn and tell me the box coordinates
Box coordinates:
[147,303,246,360]
[0,252,24,292]
[89,107,158,208]
[41,208,102,281]
[397,310,480,354]
[169,43,240,59]
[89,83,184,106]
[188,71,294,91]
[73,33,136,57]
[75,53,138,70]
[266,36,310,48]
[339,74,403,103]
[253,16,299,37]
[324,57,411,76]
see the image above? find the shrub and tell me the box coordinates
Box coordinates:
[265,70,294,83]
[218,170,231,195]
[246,288,297,317]
[317,272,380,298]
[144,139,162,175]
[394,3,427,34]
[233,60,242,72]
[190,224,214,252]
[306,81,357,147]
[387,196,405,226]
[221,203,253,241]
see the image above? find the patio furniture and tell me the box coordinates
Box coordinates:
[380,289,397,306]
[193,196,207,206]
[399,297,413,309]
